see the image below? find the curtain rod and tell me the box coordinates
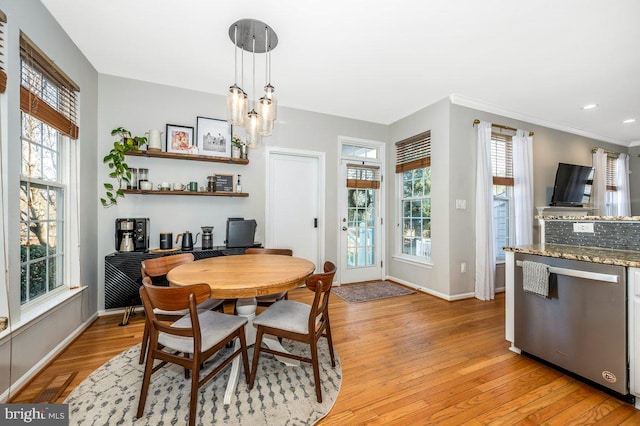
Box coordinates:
[472,119,534,136]
[592,147,620,157]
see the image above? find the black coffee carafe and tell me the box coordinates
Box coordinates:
[176,231,198,251]
[201,226,214,249]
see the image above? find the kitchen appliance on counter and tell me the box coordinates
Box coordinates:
[176,231,198,251]
[514,253,629,396]
[201,226,214,249]
[115,218,150,252]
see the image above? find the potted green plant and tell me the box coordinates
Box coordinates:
[231,136,243,158]
[101,127,147,207]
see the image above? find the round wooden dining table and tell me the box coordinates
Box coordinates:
[167,254,316,405]
[166,254,315,299]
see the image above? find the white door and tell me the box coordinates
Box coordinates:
[266,149,323,269]
[339,160,384,283]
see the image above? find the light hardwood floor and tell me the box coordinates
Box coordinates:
[10,287,640,424]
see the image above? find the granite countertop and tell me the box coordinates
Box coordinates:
[504,243,640,268]
[536,215,640,221]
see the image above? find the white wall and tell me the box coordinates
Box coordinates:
[97,74,388,310]
[0,0,99,399]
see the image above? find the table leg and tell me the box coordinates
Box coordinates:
[223,297,300,405]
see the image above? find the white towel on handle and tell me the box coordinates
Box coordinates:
[522,260,550,297]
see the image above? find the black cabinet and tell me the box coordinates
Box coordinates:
[104,247,247,309]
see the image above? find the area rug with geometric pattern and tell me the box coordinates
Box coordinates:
[64,339,341,425]
[332,280,415,303]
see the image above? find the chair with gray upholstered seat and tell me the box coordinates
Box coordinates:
[248,261,337,403]
[138,253,224,364]
[137,281,250,426]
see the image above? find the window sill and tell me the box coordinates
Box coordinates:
[0,286,87,343]
[392,255,433,268]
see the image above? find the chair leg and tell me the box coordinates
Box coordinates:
[238,328,251,384]
[136,347,155,419]
[310,338,323,403]
[325,320,336,368]
[138,320,150,364]
[248,328,265,389]
[188,357,199,426]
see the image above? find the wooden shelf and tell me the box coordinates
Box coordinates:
[122,189,248,197]
[126,150,249,165]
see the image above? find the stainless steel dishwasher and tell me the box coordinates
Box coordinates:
[514,253,628,395]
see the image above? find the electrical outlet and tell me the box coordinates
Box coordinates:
[461,262,467,273]
[455,199,467,209]
[573,222,594,233]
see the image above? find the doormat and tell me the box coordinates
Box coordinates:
[332,281,415,303]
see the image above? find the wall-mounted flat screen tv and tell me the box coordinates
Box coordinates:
[550,162,593,207]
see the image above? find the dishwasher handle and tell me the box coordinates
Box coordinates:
[515,260,619,283]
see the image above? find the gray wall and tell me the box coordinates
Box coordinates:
[97,75,388,310]
[629,145,640,215]
[0,0,98,398]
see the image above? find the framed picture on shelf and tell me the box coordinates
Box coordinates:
[166,124,195,153]
[214,174,234,192]
[196,116,231,158]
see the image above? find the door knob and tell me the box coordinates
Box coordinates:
[342,226,347,231]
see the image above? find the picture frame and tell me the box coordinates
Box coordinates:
[166,124,195,153]
[196,116,232,158]
[214,174,234,192]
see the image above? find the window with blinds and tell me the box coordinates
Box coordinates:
[0,10,7,94]
[395,130,431,173]
[20,32,79,139]
[606,155,618,191]
[346,163,380,189]
[491,133,513,186]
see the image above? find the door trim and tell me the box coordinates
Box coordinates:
[337,136,386,284]
[265,147,326,270]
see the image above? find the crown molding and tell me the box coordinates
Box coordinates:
[449,94,630,148]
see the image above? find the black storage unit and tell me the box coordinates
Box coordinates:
[104,247,248,310]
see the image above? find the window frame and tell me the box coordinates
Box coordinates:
[397,167,432,263]
[19,112,68,308]
[491,132,515,262]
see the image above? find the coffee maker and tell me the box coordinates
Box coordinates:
[115,218,150,252]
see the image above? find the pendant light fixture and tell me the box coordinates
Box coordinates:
[226,19,278,147]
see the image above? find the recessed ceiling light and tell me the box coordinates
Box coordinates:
[623,118,636,124]
[582,104,598,110]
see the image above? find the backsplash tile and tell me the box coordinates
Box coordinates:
[545,220,640,251]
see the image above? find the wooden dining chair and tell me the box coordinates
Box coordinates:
[138,253,224,364]
[248,261,337,403]
[245,247,293,307]
[137,282,250,426]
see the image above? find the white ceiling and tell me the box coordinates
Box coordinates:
[41,0,640,146]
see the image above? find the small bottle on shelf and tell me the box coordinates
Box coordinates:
[236,174,242,193]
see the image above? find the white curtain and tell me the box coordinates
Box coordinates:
[615,153,630,216]
[512,130,534,245]
[591,148,607,215]
[475,121,495,301]
[67,140,82,287]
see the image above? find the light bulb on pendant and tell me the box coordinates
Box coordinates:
[264,83,276,121]
[227,84,247,126]
[257,95,273,136]
[246,109,261,147]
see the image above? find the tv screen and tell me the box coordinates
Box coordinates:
[550,163,593,207]
[225,219,257,248]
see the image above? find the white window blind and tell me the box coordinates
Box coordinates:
[0,10,7,93]
[491,133,513,186]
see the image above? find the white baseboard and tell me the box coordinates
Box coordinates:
[386,275,475,301]
[0,312,98,403]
